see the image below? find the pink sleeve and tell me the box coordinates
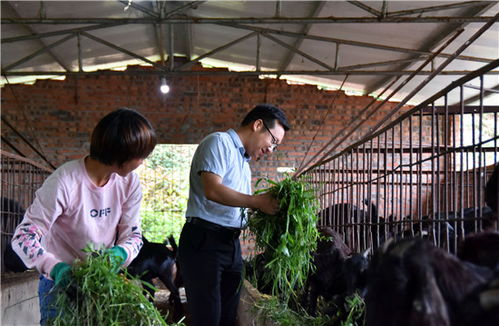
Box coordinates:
[115,174,143,266]
[11,173,67,277]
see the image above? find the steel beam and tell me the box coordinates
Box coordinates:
[163,1,206,18]
[459,83,499,105]
[1,23,125,44]
[386,1,490,18]
[300,59,499,174]
[464,83,499,93]
[169,24,174,71]
[154,23,166,64]
[297,28,465,176]
[366,13,497,137]
[256,33,261,71]
[262,33,335,71]
[340,58,427,70]
[278,1,326,73]
[77,33,83,71]
[3,20,492,65]
[2,16,495,24]
[79,31,168,71]
[364,2,494,94]
[3,34,73,71]
[117,0,159,17]
[347,1,381,17]
[3,69,497,77]
[3,1,70,71]
[218,23,492,64]
[174,32,257,71]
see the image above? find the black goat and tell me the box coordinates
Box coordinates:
[303,239,348,315]
[457,271,499,326]
[389,207,494,254]
[319,199,379,251]
[2,197,29,273]
[366,238,492,326]
[127,235,183,322]
[4,243,29,273]
[343,252,369,297]
[458,231,499,270]
[316,226,352,258]
[302,227,369,316]
[454,163,499,326]
[390,164,498,246]
[244,252,274,296]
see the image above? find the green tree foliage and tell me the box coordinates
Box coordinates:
[138,145,197,243]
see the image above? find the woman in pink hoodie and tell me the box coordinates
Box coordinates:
[11,108,157,325]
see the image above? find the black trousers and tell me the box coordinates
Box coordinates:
[177,220,243,326]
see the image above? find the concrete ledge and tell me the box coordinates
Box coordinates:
[1,271,40,326]
[237,280,277,326]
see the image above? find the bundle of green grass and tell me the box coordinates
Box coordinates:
[248,176,320,301]
[48,245,178,326]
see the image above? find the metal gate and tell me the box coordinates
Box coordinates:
[1,151,53,272]
[305,62,498,253]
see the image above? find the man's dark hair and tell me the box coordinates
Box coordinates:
[90,108,157,167]
[241,104,291,131]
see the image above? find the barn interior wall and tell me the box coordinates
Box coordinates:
[1,63,411,185]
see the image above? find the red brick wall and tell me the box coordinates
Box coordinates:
[1,63,408,184]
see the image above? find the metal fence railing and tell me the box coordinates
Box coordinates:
[305,62,499,254]
[1,151,53,272]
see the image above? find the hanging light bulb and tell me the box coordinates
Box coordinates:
[160,77,170,94]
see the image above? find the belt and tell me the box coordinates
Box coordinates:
[186,217,241,238]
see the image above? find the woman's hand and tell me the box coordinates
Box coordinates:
[50,262,72,288]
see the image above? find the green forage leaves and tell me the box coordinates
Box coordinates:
[49,244,183,326]
[249,176,320,302]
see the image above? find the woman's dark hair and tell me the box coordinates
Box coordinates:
[241,104,291,131]
[90,108,157,167]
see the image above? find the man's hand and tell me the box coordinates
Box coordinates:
[254,192,280,215]
[200,172,280,215]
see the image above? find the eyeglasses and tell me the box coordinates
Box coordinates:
[262,121,278,151]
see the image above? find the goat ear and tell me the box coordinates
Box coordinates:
[362,247,371,258]
[379,237,394,255]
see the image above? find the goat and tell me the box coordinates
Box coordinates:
[243,252,273,296]
[389,164,498,249]
[2,197,29,273]
[319,199,379,251]
[127,235,183,322]
[366,238,492,326]
[388,207,494,254]
[302,227,369,316]
[316,226,352,258]
[343,251,370,297]
[457,271,499,326]
[454,165,499,325]
[4,243,29,273]
[458,231,499,270]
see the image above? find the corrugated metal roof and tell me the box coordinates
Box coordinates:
[2,1,498,105]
